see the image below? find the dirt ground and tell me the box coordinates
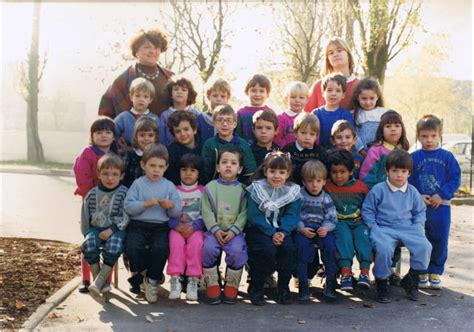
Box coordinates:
[0,238,80,330]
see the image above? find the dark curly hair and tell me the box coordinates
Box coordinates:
[129,28,168,57]
[166,76,197,106]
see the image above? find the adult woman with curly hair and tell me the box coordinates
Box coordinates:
[99,28,174,118]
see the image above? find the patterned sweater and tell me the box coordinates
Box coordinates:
[324,178,369,223]
[168,183,205,231]
[201,178,247,235]
[360,142,396,188]
[81,184,129,235]
[299,188,338,231]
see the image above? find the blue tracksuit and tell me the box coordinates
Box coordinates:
[410,148,461,274]
[362,181,432,279]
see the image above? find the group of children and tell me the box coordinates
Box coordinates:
[74,71,461,306]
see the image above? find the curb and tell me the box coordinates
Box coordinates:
[20,276,81,332]
[0,167,73,177]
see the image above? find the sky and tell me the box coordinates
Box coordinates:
[0,0,472,123]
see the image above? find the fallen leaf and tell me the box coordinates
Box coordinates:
[284,315,296,319]
[77,316,84,322]
[145,315,153,323]
[15,301,25,310]
[297,320,306,324]
[48,312,61,319]
[417,303,428,306]
[6,316,15,321]
[353,325,361,330]
[363,303,375,308]
[449,274,454,277]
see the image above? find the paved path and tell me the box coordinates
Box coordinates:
[1,172,473,331]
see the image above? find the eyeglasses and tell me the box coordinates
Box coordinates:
[214,118,235,125]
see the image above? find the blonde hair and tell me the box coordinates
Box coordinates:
[301,160,327,181]
[323,37,355,76]
[293,112,320,134]
[129,77,155,99]
[212,104,237,121]
[284,81,309,97]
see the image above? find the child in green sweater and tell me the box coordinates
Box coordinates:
[201,146,248,304]
[201,104,257,184]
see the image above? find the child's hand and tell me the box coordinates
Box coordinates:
[421,195,432,206]
[181,224,194,239]
[144,198,160,208]
[222,231,235,244]
[272,232,285,246]
[317,226,328,238]
[159,199,175,209]
[99,228,113,241]
[430,194,442,209]
[299,227,316,239]
[214,230,226,246]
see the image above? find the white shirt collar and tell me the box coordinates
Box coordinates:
[284,109,298,117]
[130,107,150,116]
[295,141,305,151]
[386,179,408,192]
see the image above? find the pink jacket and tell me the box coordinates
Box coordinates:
[73,146,106,198]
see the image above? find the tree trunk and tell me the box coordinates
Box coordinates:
[26,0,44,162]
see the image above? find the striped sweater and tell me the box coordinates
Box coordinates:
[324,178,368,222]
[80,184,129,235]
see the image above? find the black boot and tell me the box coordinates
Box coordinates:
[400,269,420,301]
[277,278,292,305]
[298,281,310,301]
[248,276,265,306]
[128,274,144,294]
[375,278,392,303]
[323,279,337,300]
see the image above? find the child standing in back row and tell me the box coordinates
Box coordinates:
[236,74,275,145]
[349,77,386,152]
[160,77,200,146]
[313,73,355,149]
[409,115,461,290]
[274,81,309,148]
[197,79,232,145]
[114,77,161,151]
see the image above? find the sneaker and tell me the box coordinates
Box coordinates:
[143,278,158,303]
[357,273,370,290]
[429,274,442,290]
[186,277,199,301]
[418,274,430,289]
[340,275,353,291]
[169,276,182,300]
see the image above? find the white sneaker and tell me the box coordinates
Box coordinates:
[186,277,199,301]
[169,276,182,300]
[144,278,158,303]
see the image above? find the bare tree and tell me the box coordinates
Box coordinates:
[162,1,231,86]
[274,0,329,84]
[349,0,422,84]
[18,0,46,162]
